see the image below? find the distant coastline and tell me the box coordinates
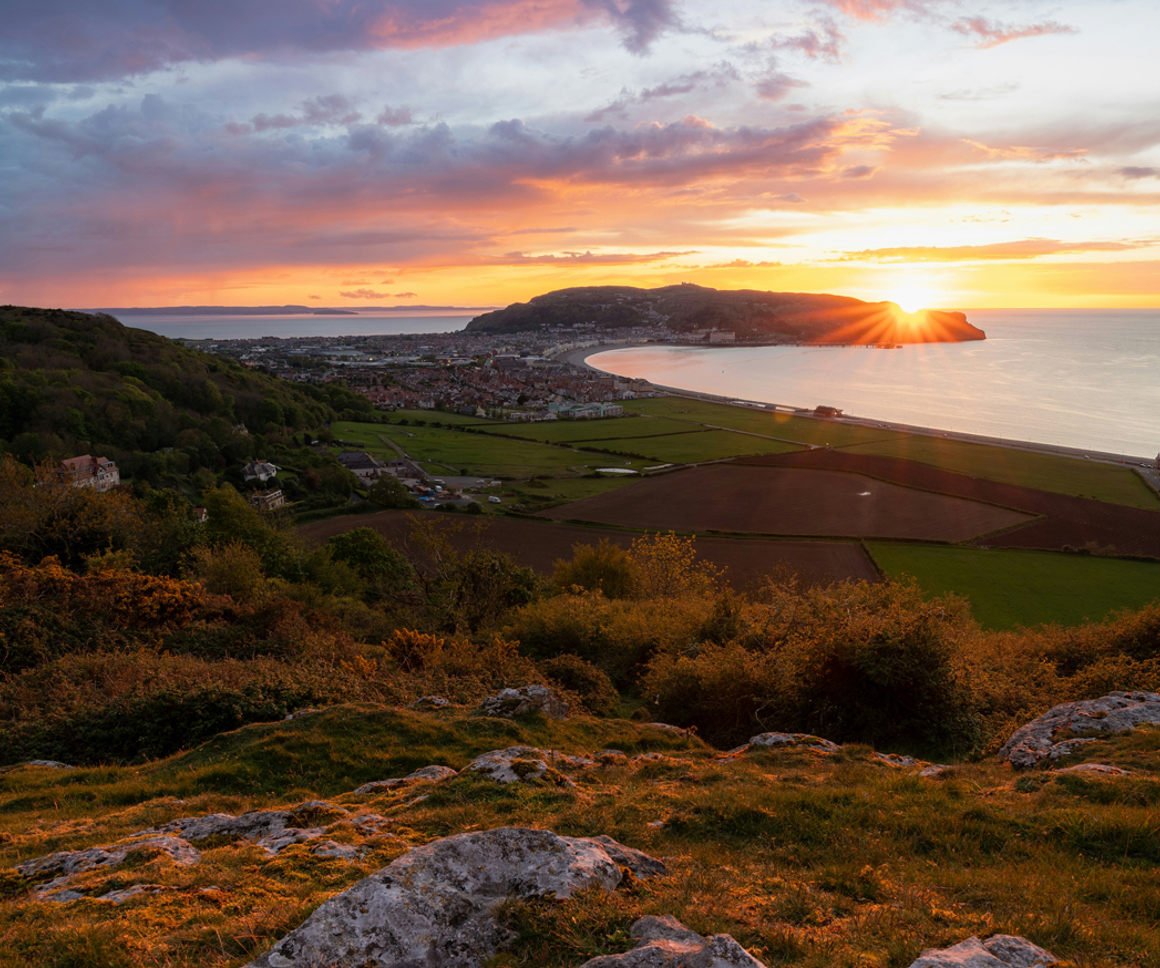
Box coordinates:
[91,304,498,316]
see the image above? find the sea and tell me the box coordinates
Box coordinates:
[121,308,1160,459]
[587,309,1160,460]
[118,313,475,340]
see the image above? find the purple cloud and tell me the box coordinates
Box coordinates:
[0,0,681,82]
[585,65,739,122]
[951,17,1077,49]
[1118,166,1159,180]
[774,19,844,63]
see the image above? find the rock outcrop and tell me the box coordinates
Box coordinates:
[142,800,353,854]
[355,765,459,795]
[998,691,1160,768]
[907,934,1058,967]
[577,915,767,967]
[464,746,595,784]
[728,732,841,755]
[475,684,570,720]
[408,695,452,711]
[245,827,667,968]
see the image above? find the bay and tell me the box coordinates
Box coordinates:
[119,313,473,340]
[586,309,1160,459]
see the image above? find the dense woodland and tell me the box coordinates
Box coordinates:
[0,306,375,506]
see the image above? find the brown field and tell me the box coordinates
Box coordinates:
[740,450,1160,558]
[298,511,879,590]
[539,465,1034,541]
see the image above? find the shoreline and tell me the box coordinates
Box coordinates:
[557,342,1160,490]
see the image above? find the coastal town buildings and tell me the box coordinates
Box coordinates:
[59,454,120,491]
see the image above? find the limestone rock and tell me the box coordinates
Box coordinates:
[354,764,459,795]
[1054,762,1133,776]
[244,827,665,968]
[476,684,570,720]
[874,752,919,767]
[16,835,200,897]
[729,732,841,755]
[578,915,767,968]
[23,760,75,769]
[595,749,630,766]
[283,708,319,721]
[998,691,1160,768]
[408,695,451,711]
[143,800,350,852]
[465,746,595,784]
[920,764,954,779]
[908,934,1058,967]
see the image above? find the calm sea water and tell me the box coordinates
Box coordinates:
[119,313,474,339]
[587,309,1160,459]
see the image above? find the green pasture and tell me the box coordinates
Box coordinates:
[623,398,1159,510]
[496,415,703,442]
[622,397,903,448]
[868,542,1160,630]
[504,475,642,509]
[592,428,798,464]
[844,436,1160,510]
[383,409,496,426]
[332,420,650,479]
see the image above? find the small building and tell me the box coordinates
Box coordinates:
[59,455,120,492]
[248,488,286,512]
[242,460,279,482]
[336,451,388,484]
[814,405,844,418]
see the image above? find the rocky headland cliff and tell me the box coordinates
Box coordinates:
[466,284,986,344]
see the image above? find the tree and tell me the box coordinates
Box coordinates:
[367,475,419,509]
[327,527,417,604]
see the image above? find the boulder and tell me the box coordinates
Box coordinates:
[23,760,75,769]
[16,834,200,898]
[908,934,1058,967]
[143,800,351,852]
[354,765,459,795]
[728,732,841,755]
[577,915,767,967]
[998,691,1160,768]
[408,695,451,711]
[464,746,595,784]
[244,827,666,968]
[1054,763,1133,776]
[475,684,570,720]
[874,752,919,767]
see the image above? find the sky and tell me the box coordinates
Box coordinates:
[1,0,1158,311]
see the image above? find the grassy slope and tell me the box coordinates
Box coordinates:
[623,398,1159,510]
[868,542,1160,630]
[2,705,1159,968]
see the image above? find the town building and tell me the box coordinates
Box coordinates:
[242,460,279,482]
[59,455,120,492]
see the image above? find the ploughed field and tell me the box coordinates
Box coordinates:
[741,450,1160,558]
[298,511,880,589]
[540,465,1034,542]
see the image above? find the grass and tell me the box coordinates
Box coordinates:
[3,706,1160,967]
[332,420,651,479]
[868,542,1160,630]
[592,429,800,464]
[622,398,1159,510]
[844,435,1160,510]
[495,416,706,442]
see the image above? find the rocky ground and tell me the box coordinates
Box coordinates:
[1,690,1159,967]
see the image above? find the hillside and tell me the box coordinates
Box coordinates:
[0,305,374,490]
[466,284,986,344]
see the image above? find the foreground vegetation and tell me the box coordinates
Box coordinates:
[2,707,1159,968]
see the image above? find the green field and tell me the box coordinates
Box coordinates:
[845,435,1160,510]
[332,420,652,479]
[592,428,800,464]
[622,398,1158,510]
[868,542,1160,630]
[495,415,704,442]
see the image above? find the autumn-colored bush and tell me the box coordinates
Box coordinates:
[537,654,620,716]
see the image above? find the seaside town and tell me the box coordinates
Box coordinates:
[175,324,666,422]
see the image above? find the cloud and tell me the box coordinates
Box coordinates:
[842,164,875,178]
[339,288,391,298]
[951,17,1077,50]
[583,0,679,55]
[585,65,739,123]
[1118,166,1159,180]
[841,239,1156,262]
[754,65,807,102]
[393,291,417,297]
[812,0,920,22]
[936,84,1019,102]
[703,259,782,268]
[774,19,844,62]
[488,249,695,264]
[0,0,679,83]
[766,192,805,202]
[377,106,414,126]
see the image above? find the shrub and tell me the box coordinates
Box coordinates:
[538,654,620,715]
[552,539,635,598]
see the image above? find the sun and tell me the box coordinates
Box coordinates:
[891,284,940,314]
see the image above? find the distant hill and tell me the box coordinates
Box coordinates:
[466,284,985,344]
[0,306,374,484]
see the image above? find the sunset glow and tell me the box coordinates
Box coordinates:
[1,1,1158,310]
